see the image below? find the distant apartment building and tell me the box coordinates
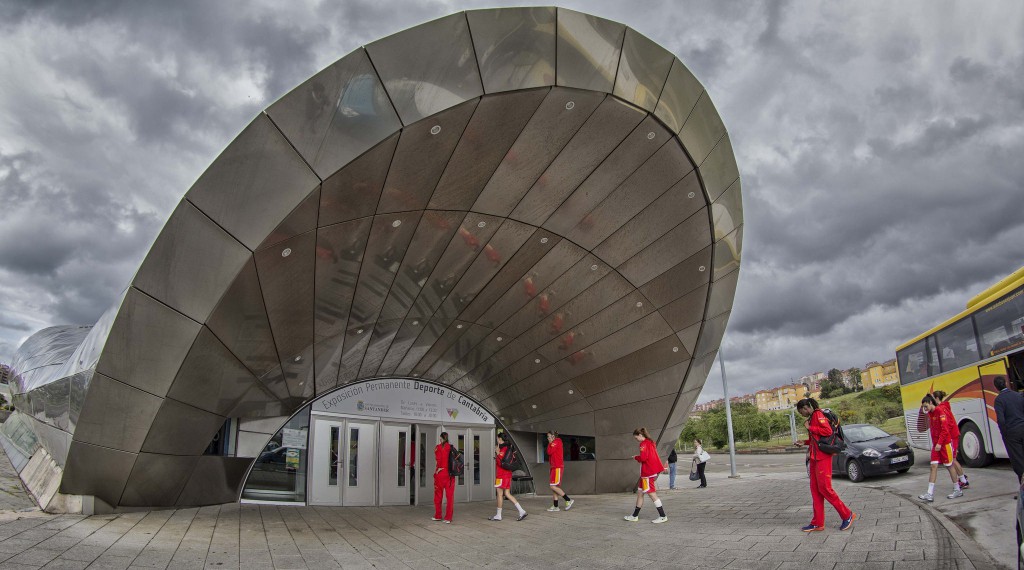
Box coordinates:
[861,359,899,390]
[754,381,821,412]
[693,393,755,413]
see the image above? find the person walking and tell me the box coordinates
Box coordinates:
[667,447,678,490]
[545,431,574,511]
[917,394,962,501]
[994,376,1024,484]
[432,432,454,523]
[490,432,528,521]
[933,390,969,489]
[624,427,668,524]
[795,398,856,532]
[692,438,708,488]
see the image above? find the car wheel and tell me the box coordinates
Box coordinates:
[959,422,993,468]
[896,468,910,474]
[846,459,864,483]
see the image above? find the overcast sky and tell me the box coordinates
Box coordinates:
[1,1,1022,403]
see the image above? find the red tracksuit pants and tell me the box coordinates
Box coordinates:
[809,457,851,527]
[433,472,455,521]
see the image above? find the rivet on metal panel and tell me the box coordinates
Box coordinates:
[496,336,503,341]
[392,220,402,228]
[672,347,679,353]
[430,125,441,135]
[357,329,364,334]
[477,221,487,228]
[281,248,292,257]
[534,358,541,364]
[294,356,302,362]
[647,132,656,140]
[532,404,537,409]
[688,192,695,198]
[540,237,549,244]
[568,389,574,394]
[636,301,643,308]
[565,101,575,110]
[590,264,599,270]
[500,416,505,420]
[456,324,463,329]
[412,320,420,325]
[699,265,706,272]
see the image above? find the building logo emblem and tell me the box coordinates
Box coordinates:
[356,400,364,411]
[446,408,458,419]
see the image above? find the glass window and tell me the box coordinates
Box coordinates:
[927,336,941,374]
[974,287,1024,357]
[419,438,426,487]
[542,433,597,461]
[329,426,340,486]
[897,340,929,385]
[473,435,480,485]
[398,432,406,487]
[349,428,359,487]
[241,408,310,503]
[457,435,465,485]
[936,318,980,371]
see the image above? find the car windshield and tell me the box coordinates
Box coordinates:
[844,425,891,443]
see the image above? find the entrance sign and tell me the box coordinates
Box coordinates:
[311,379,493,425]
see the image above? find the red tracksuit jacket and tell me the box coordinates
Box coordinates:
[805,409,834,461]
[634,438,662,477]
[496,445,513,479]
[547,438,564,468]
[928,407,953,446]
[939,401,960,443]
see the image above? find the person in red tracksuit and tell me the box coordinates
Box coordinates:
[490,432,527,521]
[432,432,454,523]
[933,390,970,490]
[624,427,668,524]
[545,431,574,512]
[795,398,856,532]
[918,394,962,502]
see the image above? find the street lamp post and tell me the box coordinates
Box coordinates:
[719,348,739,478]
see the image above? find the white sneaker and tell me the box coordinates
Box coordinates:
[918,493,934,502]
[444,520,451,524]
[623,515,639,522]
[430,517,442,521]
[546,506,559,512]
[488,516,501,521]
[564,499,575,511]
[947,489,963,499]
[652,516,668,524]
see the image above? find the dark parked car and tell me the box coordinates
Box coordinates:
[832,424,915,482]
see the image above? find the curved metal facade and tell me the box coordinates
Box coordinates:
[7,7,742,509]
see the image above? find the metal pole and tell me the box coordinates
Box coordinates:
[790,410,797,444]
[719,348,739,478]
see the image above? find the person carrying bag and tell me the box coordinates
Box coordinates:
[691,438,708,488]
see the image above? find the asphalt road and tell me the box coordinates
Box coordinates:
[710,451,1020,568]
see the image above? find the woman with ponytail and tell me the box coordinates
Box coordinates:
[546,431,574,511]
[624,427,668,523]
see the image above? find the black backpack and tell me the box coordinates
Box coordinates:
[815,408,847,455]
[499,445,519,471]
[447,445,465,477]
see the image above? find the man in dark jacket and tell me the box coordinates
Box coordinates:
[667,448,678,489]
[994,376,1024,484]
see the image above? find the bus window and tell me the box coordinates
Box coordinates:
[897,339,928,384]
[936,317,980,371]
[974,287,1024,357]
[927,336,941,374]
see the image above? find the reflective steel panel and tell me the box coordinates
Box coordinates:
[257,188,321,252]
[365,13,484,125]
[72,373,162,453]
[318,134,399,227]
[699,135,740,202]
[654,58,704,134]
[133,201,251,323]
[140,398,227,456]
[639,245,712,308]
[712,178,743,239]
[618,208,712,287]
[572,335,686,398]
[166,327,273,417]
[694,311,731,359]
[706,269,740,319]
[120,453,198,507]
[679,92,727,166]
[585,359,690,409]
[713,225,743,281]
[185,113,321,250]
[255,231,316,368]
[658,284,709,332]
[61,442,136,507]
[206,258,281,379]
[556,9,625,92]
[467,7,556,93]
[613,28,674,112]
[176,457,252,506]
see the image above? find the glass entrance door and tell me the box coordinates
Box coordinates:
[379,423,411,506]
[309,418,344,505]
[309,416,377,506]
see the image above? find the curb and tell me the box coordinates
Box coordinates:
[879,485,1007,569]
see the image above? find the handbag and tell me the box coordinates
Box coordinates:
[688,458,701,481]
[698,450,711,463]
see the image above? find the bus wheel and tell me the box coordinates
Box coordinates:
[959,422,992,468]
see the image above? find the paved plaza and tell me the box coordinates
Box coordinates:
[0,450,1007,570]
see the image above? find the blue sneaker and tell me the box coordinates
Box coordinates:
[839,512,857,531]
[801,524,823,532]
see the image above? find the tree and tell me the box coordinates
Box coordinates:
[820,368,848,399]
[848,367,862,391]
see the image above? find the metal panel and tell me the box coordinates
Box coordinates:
[679,92,727,166]
[422,323,493,379]
[706,269,740,319]
[585,359,690,410]
[68,369,92,433]
[72,373,162,453]
[365,13,483,125]
[377,99,479,213]
[699,135,739,202]
[556,8,625,92]
[712,178,743,239]
[140,398,227,456]
[675,322,702,357]
[429,89,548,211]
[594,170,704,267]
[566,138,694,250]
[467,7,556,93]
[257,188,320,252]
[318,134,399,227]
[680,351,719,394]
[534,290,653,364]
[713,225,743,281]
[133,201,251,323]
[543,116,670,235]
[32,376,69,431]
[185,113,321,250]
[206,258,281,379]
[662,384,704,432]
[458,229,560,323]
[471,88,605,217]
[694,311,731,359]
[639,245,712,308]
[61,441,136,507]
[119,453,198,507]
[166,327,276,417]
[562,335,686,399]
[313,218,372,392]
[658,284,709,332]
[176,456,253,506]
[654,58,704,134]
[404,320,475,379]
[595,394,675,436]
[618,208,711,287]
[266,48,401,179]
[613,28,674,112]
[96,288,200,397]
[509,97,646,226]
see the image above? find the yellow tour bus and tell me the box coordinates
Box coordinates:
[896,266,1024,467]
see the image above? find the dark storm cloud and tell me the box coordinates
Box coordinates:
[0,1,1021,408]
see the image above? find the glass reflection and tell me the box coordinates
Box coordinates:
[241,408,310,503]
